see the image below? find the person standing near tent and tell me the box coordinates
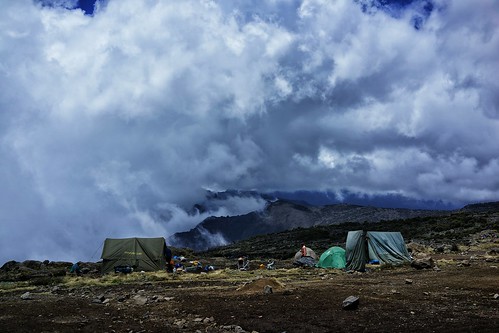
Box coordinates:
[164,245,173,272]
[70,262,81,276]
[301,243,307,257]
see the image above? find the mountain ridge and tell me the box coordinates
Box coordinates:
[169,199,454,251]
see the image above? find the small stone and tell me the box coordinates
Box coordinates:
[342,296,360,310]
[234,326,245,333]
[263,285,273,294]
[459,260,471,267]
[405,279,413,284]
[132,295,148,306]
[174,319,187,328]
[493,294,499,299]
[20,292,32,300]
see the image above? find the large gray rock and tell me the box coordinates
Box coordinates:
[1,260,20,271]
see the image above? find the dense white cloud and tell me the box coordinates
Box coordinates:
[1,0,498,263]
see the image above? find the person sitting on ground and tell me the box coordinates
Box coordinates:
[301,243,307,257]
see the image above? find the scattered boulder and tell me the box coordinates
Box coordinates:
[342,296,359,310]
[411,257,434,269]
[405,279,413,284]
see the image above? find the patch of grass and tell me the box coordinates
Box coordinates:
[0,281,35,293]
[436,259,458,266]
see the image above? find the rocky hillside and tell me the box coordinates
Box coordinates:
[169,200,451,251]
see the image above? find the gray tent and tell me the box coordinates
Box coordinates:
[293,247,318,267]
[294,247,317,261]
[345,231,411,271]
[100,237,171,274]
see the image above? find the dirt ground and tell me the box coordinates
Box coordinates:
[1,257,499,333]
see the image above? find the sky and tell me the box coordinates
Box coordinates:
[1,0,498,264]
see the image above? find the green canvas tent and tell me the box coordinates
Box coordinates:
[100,237,170,274]
[346,231,411,271]
[316,246,346,269]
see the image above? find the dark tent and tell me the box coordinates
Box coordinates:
[100,237,170,274]
[346,231,411,271]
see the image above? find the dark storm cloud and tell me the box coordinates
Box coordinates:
[1,0,498,263]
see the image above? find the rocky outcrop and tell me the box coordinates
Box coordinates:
[0,260,101,282]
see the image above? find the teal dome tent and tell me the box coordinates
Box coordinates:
[316,246,346,269]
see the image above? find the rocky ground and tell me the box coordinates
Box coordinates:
[1,243,499,333]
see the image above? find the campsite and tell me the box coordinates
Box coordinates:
[1,210,499,332]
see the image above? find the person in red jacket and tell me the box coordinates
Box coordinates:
[300,243,307,257]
